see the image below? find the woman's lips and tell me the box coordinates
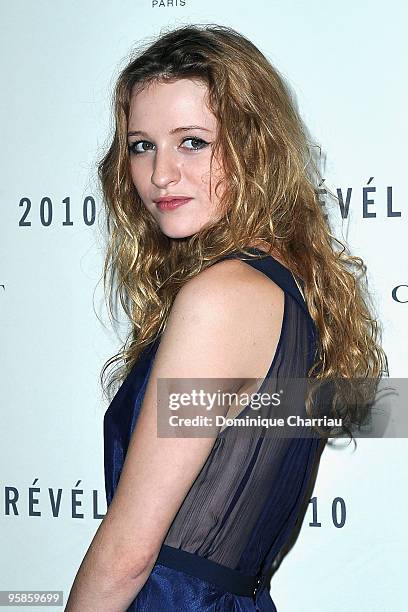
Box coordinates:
[155,198,192,211]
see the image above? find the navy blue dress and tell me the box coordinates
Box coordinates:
[104,247,326,611]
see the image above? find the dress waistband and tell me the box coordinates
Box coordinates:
[155,544,266,598]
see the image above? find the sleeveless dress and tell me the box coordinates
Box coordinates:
[103,247,327,611]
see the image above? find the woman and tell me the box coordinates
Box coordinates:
[66,24,387,611]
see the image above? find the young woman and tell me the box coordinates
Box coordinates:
[66,24,387,611]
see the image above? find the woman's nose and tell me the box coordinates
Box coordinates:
[151,149,181,188]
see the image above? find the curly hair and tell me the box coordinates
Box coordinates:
[97,23,388,441]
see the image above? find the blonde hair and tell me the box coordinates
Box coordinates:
[97,24,388,441]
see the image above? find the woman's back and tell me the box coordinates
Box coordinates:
[104,247,326,611]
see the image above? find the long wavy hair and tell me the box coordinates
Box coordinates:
[97,23,388,441]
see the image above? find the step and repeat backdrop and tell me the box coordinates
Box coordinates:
[1,1,406,610]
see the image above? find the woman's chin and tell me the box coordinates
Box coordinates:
[158,223,201,239]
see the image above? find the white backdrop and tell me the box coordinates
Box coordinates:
[1,1,406,610]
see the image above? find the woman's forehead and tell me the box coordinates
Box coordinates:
[128,79,215,131]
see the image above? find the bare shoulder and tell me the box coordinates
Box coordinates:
[175,256,283,320]
[179,256,281,297]
[166,257,284,379]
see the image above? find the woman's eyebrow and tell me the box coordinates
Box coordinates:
[127,125,212,137]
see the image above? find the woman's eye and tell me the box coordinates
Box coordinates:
[181,137,209,151]
[128,137,209,155]
[128,141,153,155]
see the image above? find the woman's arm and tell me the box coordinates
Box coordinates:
[65,259,283,611]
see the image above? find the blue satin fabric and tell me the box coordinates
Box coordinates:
[127,563,277,611]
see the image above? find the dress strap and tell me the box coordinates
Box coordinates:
[291,271,305,301]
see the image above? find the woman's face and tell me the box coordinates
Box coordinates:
[127,78,225,238]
